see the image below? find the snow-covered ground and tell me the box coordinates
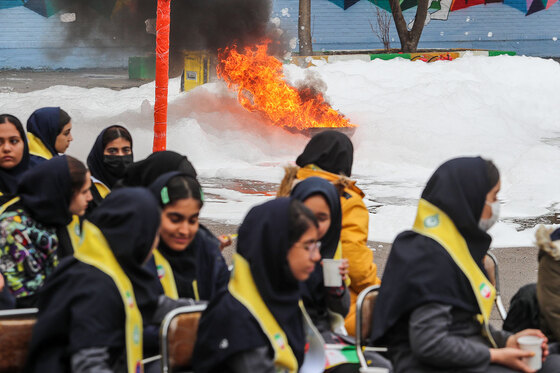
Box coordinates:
[2,54,560,247]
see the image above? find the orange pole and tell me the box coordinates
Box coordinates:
[153,0,171,152]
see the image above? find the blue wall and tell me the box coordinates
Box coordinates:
[1,0,559,69]
[271,0,560,56]
[0,6,146,69]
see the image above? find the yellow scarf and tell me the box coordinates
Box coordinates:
[27,133,54,160]
[152,249,179,300]
[94,182,111,199]
[229,253,299,372]
[0,197,20,215]
[412,198,497,347]
[74,221,144,373]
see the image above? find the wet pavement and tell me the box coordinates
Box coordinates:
[0,68,145,93]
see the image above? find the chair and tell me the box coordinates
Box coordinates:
[484,251,508,321]
[160,304,207,373]
[0,308,38,373]
[355,285,386,369]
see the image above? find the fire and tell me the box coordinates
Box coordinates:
[217,40,354,130]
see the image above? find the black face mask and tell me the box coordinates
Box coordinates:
[103,154,133,178]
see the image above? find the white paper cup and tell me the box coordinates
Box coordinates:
[518,335,543,370]
[359,368,390,373]
[322,259,343,287]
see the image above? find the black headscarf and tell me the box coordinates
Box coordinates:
[16,155,72,227]
[149,171,228,300]
[119,150,197,187]
[88,188,162,319]
[26,107,61,157]
[291,177,343,331]
[238,198,303,340]
[371,157,496,344]
[87,125,132,189]
[291,177,342,259]
[0,116,30,195]
[193,198,306,371]
[296,130,354,177]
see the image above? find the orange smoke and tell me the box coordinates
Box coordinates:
[217,40,354,130]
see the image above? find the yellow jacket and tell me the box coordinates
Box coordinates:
[294,167,381,336]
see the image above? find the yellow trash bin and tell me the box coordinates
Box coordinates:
[181,51,211,92]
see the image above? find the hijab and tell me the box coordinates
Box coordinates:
[238,198,304,347]
[149,171,199,299]
[25,188,161,373]
[371,157,495,344]
[16,155,72,226]
[87,125,132,188]
[291,177,343,330]
[291,177,342,259]
[87,188,162,319]
[119,150,197,187]
[26,107,61,157]
[296,130,354,177]
[193,198,306,371]
[0,116,30,195]
[148,171,228,300]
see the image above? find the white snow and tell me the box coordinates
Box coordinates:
[281,8,290,17]
[1,55,560,247]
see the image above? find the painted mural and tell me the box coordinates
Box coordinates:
[331,0,558,26]
[334,0,558,15]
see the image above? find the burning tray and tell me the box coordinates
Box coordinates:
[285,126,357,138]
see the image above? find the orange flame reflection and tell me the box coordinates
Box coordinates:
[217,40,355,130]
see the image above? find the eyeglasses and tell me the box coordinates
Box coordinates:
[295,240,322,257]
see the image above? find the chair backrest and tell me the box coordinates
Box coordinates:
[355,285,380,368]
[484,251,508,321]
[483,254,497,288]
[0,308,38,373]
[160,304,207,373]
[360,290,379,341]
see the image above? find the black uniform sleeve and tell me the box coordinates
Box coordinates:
[225,346,276,373]
[68,274,125,353]
[409,302,491,369]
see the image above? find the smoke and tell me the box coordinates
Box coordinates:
[49,0,287,59]
[296,70,331,104]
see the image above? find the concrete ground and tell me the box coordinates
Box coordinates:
[0,68,144,93]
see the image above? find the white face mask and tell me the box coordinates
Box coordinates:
[479,201,500,231]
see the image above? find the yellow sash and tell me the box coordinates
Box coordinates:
[27,133,53,160]
[74,221,144,373]
[229,253,299,372]
[152,249,179,300]
[94,182,111,199]
[412,198,497,347]
[67,215,82,252]
[0,197,20,215]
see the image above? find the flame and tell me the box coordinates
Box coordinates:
[217,40,354,130]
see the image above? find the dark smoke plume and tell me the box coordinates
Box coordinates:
[49,0,287,62]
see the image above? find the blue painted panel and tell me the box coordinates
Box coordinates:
[272,0,560,56]
[0,0,22,9]
[0,6,146,69]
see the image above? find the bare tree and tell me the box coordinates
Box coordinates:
[369,4,392,51]
[298,0,313,55]
[389,0,429,52]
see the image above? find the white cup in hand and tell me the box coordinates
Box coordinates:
[322,259,343,287]
[518,335,543,370]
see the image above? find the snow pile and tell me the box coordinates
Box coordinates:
[1,54,560,247]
